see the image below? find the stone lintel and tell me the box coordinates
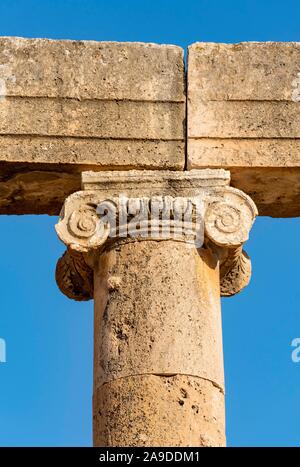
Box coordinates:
[0,37,185,215]
[188,42,300,217]
[2,39,299,217]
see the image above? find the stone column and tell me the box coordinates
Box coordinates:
[55,169,257,447]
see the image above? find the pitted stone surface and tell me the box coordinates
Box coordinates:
[188,42,300,217]
[93,241,225,390]
[94,374,225,447]
[0,37,185,214]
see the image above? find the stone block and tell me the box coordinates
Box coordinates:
[188,42,300,216]
[0,37,185,214]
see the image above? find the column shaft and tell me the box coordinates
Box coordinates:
[93,240,225,447]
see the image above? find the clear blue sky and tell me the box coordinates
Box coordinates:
[0,0,300,447]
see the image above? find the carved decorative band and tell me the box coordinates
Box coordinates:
[55,187,257,253]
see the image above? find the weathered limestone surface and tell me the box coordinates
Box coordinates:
[1,38,300,216]
[94,374,225,447]
[55,169,257,447]
[93,241,225,447]
[188,42,300,217]
[93,242,224,390]
[0,37,185,214]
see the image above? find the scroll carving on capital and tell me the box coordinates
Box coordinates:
[219,246,251,297]
[55,170,258,300]
[56,249,93,301]
[204,187,257,248]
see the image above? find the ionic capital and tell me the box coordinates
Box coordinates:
[55,169,257,299]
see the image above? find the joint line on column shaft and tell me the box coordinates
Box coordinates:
[99,372,225,395]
